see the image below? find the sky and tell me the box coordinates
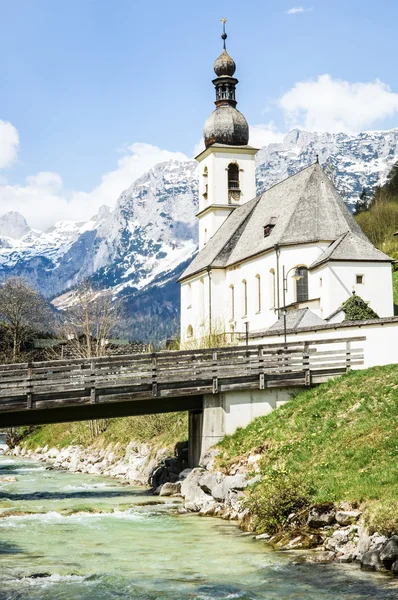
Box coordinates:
[1,0,398,229]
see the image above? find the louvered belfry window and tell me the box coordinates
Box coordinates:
[296,267,309,302]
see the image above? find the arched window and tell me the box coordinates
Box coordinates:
[228,163,240,190]
[187,325,193,338]
[199,278,205,323]
[204,228,208,245]
[269,269,276,309]
[255,274,261,313]
[203,166,208,177]
[242,279,248,317]
[296,267,309,302]
[230,284,235,320]
[187,283,192,309]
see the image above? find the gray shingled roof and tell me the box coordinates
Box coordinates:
[180,163,388,281]
[309,231,391,269]
[267,308,326,333]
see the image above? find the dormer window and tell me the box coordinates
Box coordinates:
[263,218,276,237]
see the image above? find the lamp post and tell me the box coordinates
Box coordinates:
[282,266,303,344]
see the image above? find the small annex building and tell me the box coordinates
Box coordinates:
[179,29,394,345]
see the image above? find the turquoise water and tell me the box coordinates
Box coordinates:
[0,454,397,600]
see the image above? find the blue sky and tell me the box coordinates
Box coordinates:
[1,0,398,228]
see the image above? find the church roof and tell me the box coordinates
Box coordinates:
[180,163,391,281]
[309,231,392,269]
[267,308,326,333]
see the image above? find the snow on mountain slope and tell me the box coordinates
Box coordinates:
[0,128,398,307]
[255,129,398,202]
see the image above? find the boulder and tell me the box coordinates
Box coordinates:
[310,551,336,563]
[199,471,223,495]
[307,505,336,528]
[361,550,384,572]
[379,536,398,570]
[211,475,247,502]
[335,510,361,526]
[181,468,212,511]
[159,482,181,496]
[178,469,192,481]
[392,560,398,576]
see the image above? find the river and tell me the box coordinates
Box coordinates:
[0,445,397,599]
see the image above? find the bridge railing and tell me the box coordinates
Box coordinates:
[0,337,365,412]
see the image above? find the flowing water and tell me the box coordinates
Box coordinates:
[0,444,397,599]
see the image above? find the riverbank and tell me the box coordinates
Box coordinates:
[7,364,398,577]
[3,453,397,600]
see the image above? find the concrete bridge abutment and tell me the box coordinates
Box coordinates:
[188,387,298,466]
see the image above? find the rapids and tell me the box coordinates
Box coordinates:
[0,447,397,599]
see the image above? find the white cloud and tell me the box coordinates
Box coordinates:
[0,121,19,169]
[285,6,312,14]
[0,143,189,230]
[279,74,398,133]
[249,123,285,147]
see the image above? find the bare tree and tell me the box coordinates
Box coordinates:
[0,277,51,361]
[60,280,122,359]
[58,281,123,439]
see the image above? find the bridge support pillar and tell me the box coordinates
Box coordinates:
[199,394,226,462]
[188,410,203,468]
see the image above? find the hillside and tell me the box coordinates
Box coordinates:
[217,365,398,536]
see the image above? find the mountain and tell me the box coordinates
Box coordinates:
[0,128,397,344]
[255,129,398,203]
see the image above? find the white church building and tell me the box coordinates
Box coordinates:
[179,30,394,346]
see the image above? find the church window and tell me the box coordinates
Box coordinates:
[187,325,193,338]
[230,285,235,320]
[204,228,208,245]
[255,274,261,312]
[296,267,309,302]
[269,269,276,309]
[187,283,192,309]
[199,278,205,323]
[356,274,364,284]
[228,163,240,190]
[242,279,248,317]
[203,166,208,177]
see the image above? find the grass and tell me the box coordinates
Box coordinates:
[20,412,188,456]
[217,365,398,535]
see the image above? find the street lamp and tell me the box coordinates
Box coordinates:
[282,266,303,344]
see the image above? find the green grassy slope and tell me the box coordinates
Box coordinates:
[217,365,398,535]
[19,412,188,455]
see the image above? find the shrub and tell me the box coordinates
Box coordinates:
[364,500,398,537]
[342,294,379,321]
[245,469,314,535]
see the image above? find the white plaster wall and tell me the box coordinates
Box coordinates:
[315,262,393,319]
[249,320,398,370]
[198,207,234,250]
[197,148,257,250]
[223,388,297,435]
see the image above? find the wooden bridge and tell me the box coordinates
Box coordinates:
[0,337,364,428]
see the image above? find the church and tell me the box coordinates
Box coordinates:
[179,28,394,345]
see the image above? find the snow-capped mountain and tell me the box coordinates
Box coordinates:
[0,128,397,342]
[0,159,198,299]
[255,128,398,201]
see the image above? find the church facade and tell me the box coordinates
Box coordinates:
[179,32,394,345]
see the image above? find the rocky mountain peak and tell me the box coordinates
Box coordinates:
[0,211,31,240]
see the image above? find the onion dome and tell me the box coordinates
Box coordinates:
[214,49,236,77]
[203,20,249,148]
[204,105,249,147]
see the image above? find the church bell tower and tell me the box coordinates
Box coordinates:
[196,19,258,250]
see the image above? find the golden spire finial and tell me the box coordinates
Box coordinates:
[221,17,227,50]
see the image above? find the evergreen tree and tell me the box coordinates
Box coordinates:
[354,187,368,215]
[343,293,379,321]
